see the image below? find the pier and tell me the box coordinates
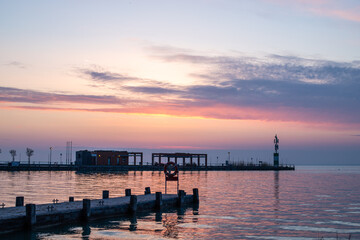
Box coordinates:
[0,188,198,235]
[0,163,295,172]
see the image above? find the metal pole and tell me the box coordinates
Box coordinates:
[50,147,52,166]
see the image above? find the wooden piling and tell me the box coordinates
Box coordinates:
[82,199,91,221]
[177,190,185,207]
[144,187,151,195]
[193,188,199,203]
[69,197,74,202]
[125,189,131,196]
[25,204,36,229]
[16,196,24,207]
[129,195,137,213]
[103,190,109,199]
[155,192,162,210]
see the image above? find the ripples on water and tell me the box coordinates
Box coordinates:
[1,166,360,239]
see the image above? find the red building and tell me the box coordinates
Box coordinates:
[76,150,143,166]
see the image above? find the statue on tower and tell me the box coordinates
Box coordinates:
[273,134,279,167]
[274,134,279,153]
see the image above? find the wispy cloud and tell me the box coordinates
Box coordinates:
[3,61,26,69]
[79,65,140,83]
[2,49,360,126]
[0,87,126,105]
[265,0,360,23]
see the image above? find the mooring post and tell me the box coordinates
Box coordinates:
[125,189,131,196]
[144,187,151,195]
[177,190,185,207]
[82,199,91,221]
[193,188,199,203]
[69,196,74,202]
[155,192,162,210]
[25,204,36,229]
[129,195,137,213]
[16,196,24,207]
[103,190,109,199]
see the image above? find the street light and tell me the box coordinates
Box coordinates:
[49,147,52,166]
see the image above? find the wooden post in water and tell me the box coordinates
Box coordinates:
[82,199,91,221]
[177,190,185,207]
[103,190,109,199]
[16,196,24,207]
[129,195,137,213]
[193,188,199,203]
[155,192,162,210]
[69,197,74,202]
[125,189,131,196]
[144,187,151,195]
[25,204,36,229]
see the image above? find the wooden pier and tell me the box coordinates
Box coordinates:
[0,188,198,235]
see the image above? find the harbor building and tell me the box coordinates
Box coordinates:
[151,152,208,167]
[76,150,143,166]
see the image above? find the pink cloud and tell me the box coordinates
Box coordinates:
[265,0,360,23]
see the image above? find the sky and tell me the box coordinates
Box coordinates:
[0,0,360,164]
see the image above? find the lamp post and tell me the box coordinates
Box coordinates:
[49,147,52,166]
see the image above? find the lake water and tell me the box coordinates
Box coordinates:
[1,166,360,239]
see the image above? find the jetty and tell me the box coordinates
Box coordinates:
[0,163,294,172]
[0,188,199,235]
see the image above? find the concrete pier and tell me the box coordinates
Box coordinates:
[0,190,197,234]
[0,163,295,172]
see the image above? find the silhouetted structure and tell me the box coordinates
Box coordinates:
[274,134,279,167]
[151,153,208,167]
[75,150,143,166]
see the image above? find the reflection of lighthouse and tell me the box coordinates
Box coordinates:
[274,134,279,167]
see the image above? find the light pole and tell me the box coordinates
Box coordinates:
[49,147,52,166]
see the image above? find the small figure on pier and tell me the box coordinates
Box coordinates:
[1,203,5,208]
[47,205,54,211]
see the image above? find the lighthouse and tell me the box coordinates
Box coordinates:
[273,134,279,167]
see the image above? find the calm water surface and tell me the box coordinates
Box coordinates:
[1,166,360,239]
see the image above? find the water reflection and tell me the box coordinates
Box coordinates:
[273,171,280,236]
[155,211,162,222]
[274,171,280,211]
[129,214,137,231]
[162,214,179,238]
[81,224,91,239]
[1,168,360,239]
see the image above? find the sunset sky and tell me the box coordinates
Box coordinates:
[1,0,359,164]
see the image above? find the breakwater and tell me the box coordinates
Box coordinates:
[0,188,198,235]
[0,163,295,171]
